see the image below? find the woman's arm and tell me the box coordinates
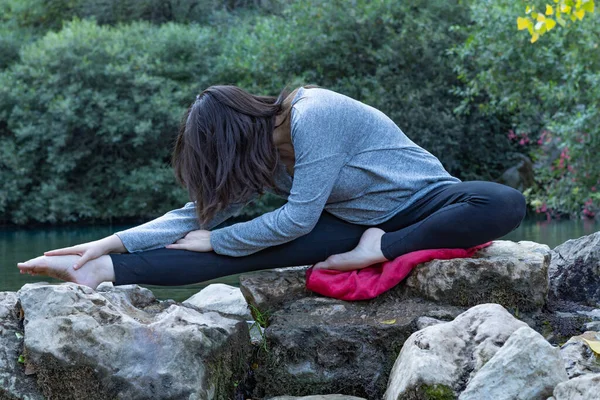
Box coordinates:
[113,200,252,253]
[42,200,253,270]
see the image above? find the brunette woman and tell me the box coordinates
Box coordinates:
[17,85,526,289]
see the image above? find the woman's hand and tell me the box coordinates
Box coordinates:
[165,230,213,252]
[42,234,126,270]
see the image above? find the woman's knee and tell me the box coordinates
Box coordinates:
[490,184,527,230]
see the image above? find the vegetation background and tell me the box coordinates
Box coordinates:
[0,0,598,226]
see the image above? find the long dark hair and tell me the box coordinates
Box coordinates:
[172,85,290,227]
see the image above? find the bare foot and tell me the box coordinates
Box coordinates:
[312,227,389,272]
[17,254,115,290]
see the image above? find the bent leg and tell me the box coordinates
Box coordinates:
[378,181,527,260]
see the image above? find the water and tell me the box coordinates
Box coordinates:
[2,218,599,302]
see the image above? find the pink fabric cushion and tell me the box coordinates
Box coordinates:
[305,241,493,301]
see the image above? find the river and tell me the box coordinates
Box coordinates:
[2,218,598,302]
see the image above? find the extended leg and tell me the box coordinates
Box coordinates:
[110,210,373,286]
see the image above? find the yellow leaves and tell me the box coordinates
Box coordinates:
[574,9,586,19]
[517,17,532,30]
[582,0,595,12]
[380,318,397,325]
[518,1,595,43]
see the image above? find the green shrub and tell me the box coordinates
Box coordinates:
[1,0,543,225]
[0,19,217,224]
[0,0,280,32]
[450,0,600,218]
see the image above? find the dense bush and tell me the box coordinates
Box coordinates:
[4,0,591,225]
[450,0,600,219]
[0,20,217,224]
[0,0,279,31]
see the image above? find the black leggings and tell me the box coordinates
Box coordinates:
[109,181,526,286]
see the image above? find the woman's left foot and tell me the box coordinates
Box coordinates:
[312,227,389,272]
[17,255,113,290]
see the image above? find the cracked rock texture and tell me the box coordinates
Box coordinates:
[403,240,550,311]
[384,304,528,400]
[16,282,251,400]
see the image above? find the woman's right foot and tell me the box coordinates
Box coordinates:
[17,255,114,290]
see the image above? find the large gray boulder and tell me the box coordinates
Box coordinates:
[17,282,251,400]
[384,304,528,400]
[459,326,568,399]
[240,267,467,399]
[549,232,600,306]
[403,240,550,311]
[0,292,44,400]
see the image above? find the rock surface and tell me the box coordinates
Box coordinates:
[403,240,550,311]
[459,326,568,399]
[0,292,44,400]
[549,232,600,306]
[240,267,467,399]
[267,396,367,400]
[384,304,528,400]
[183,283,252,320]
[552,373,600,400]
[17,282,251,400]
[560,333,600,379]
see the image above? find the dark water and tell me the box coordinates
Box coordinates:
[2,218,599,302]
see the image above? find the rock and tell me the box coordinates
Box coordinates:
[496,153,535,192]
[0,291,44,400]
[266,396,367,400]
[415,316,444,330]
[183,283,252,320]
[384,304,528,400]
[459,326,568,399]
[584,320,600,331]
[403,240,550,311]
[240,267,466,399]
[549,232,600,306]
[17,282,251,400]
[560,333,600,379]
[528,302,600,346]
[239,266,312,316]
[553,373,600,400]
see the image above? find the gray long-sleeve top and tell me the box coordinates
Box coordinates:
[114,87,462,256]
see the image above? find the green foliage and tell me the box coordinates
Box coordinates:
[248,303,270,354]
[0,19,217,224]
[1,0,559,225]
[422,384,456,400]
[451,0,600,219]
[0,0,275,31]
[517,0,595,43]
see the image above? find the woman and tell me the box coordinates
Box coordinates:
[17,85,526,289]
